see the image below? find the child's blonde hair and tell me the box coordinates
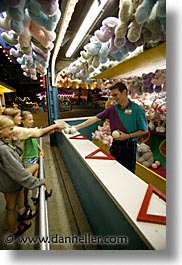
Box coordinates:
[0,115,14,138]
[2,108,21,118]
[21,111,32,121]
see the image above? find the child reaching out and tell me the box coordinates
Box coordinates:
[21,111,52,206]
[21,111,42,169]
[2,107,64,207]
[2,108,65,149]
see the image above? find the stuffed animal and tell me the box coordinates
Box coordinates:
[151,69,166,91]
[30,20,56,47]
[0,12,10,31]
[127,75,143,96]
[16,2,57,54]
[115,0,143,43]
[155,113,166,133]
[115,0,132,40]
[10,44,23,58]
[148,109,156,131]
[36,0,59,16]
[95,17,119,43]
[135,0,166,32]
[99,41,110,64]
[143,3,165,43]
[28,0,61,31]
[0,0,61,80]
[18,9,32,54]
[79,37,111,75]
[136,143,154,167]
[142,72,155,93]
[92,119,113,146]
[31,37,54,54]
[109,45,128,61]
[1,30,18,46]
[83,36,102,56]
[2,0,26,34]
[156,0,166,32]
[135,0,158,24]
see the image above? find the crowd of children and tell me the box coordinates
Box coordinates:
[0,108,64,239]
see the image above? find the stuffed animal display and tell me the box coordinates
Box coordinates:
[63,0,166,80]
[136,143,161,168]
[92,119,113,146]
[0,0,60,80]
[136,143,154,168]
[130,89,166,133]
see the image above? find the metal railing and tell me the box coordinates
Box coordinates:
[39,137,50,250]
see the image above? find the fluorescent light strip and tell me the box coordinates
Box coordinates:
[51,0,79,86]
[65,0,109,58]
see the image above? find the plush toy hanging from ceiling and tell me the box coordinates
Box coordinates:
[0,0,60,80]
[56,0,167,82]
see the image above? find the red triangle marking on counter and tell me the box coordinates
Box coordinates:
[137,184,166,225]
[69,133,88,139]
[85,148,115,160]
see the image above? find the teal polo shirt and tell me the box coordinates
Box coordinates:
[114,100,148,141]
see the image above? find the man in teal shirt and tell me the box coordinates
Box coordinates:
[72,81,148,173]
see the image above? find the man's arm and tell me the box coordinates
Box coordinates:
[128,129,149,139]
[75,116,101,131]
[113,129,149,141]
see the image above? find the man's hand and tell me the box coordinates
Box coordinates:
[112,130,130,141]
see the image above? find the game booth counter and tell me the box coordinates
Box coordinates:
[55,117,166,250]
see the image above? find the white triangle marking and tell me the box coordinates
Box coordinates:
[147,193,166,216]
[93,151,107,157]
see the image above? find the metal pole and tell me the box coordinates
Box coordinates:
[39,137,50,250]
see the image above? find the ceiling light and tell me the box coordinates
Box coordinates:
[51,0,79,86]
[65,0,109,58]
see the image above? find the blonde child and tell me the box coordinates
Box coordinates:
[0,115,46,238]
[3,107,64,206]
[2,108,65,150]
[21,111,52,205]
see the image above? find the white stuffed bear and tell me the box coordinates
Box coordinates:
[136,143,154,167]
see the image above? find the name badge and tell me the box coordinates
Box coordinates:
[124,109,132,114]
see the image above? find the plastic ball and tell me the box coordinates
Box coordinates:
[70,127,77,134]
[155,160,161,167]
[64,127,70,134]
[151,163,157,169]
[112,130,120,138]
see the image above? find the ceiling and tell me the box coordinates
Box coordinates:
[0,0,119,98]
[0,0,166,99]
[55,0,119,72]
